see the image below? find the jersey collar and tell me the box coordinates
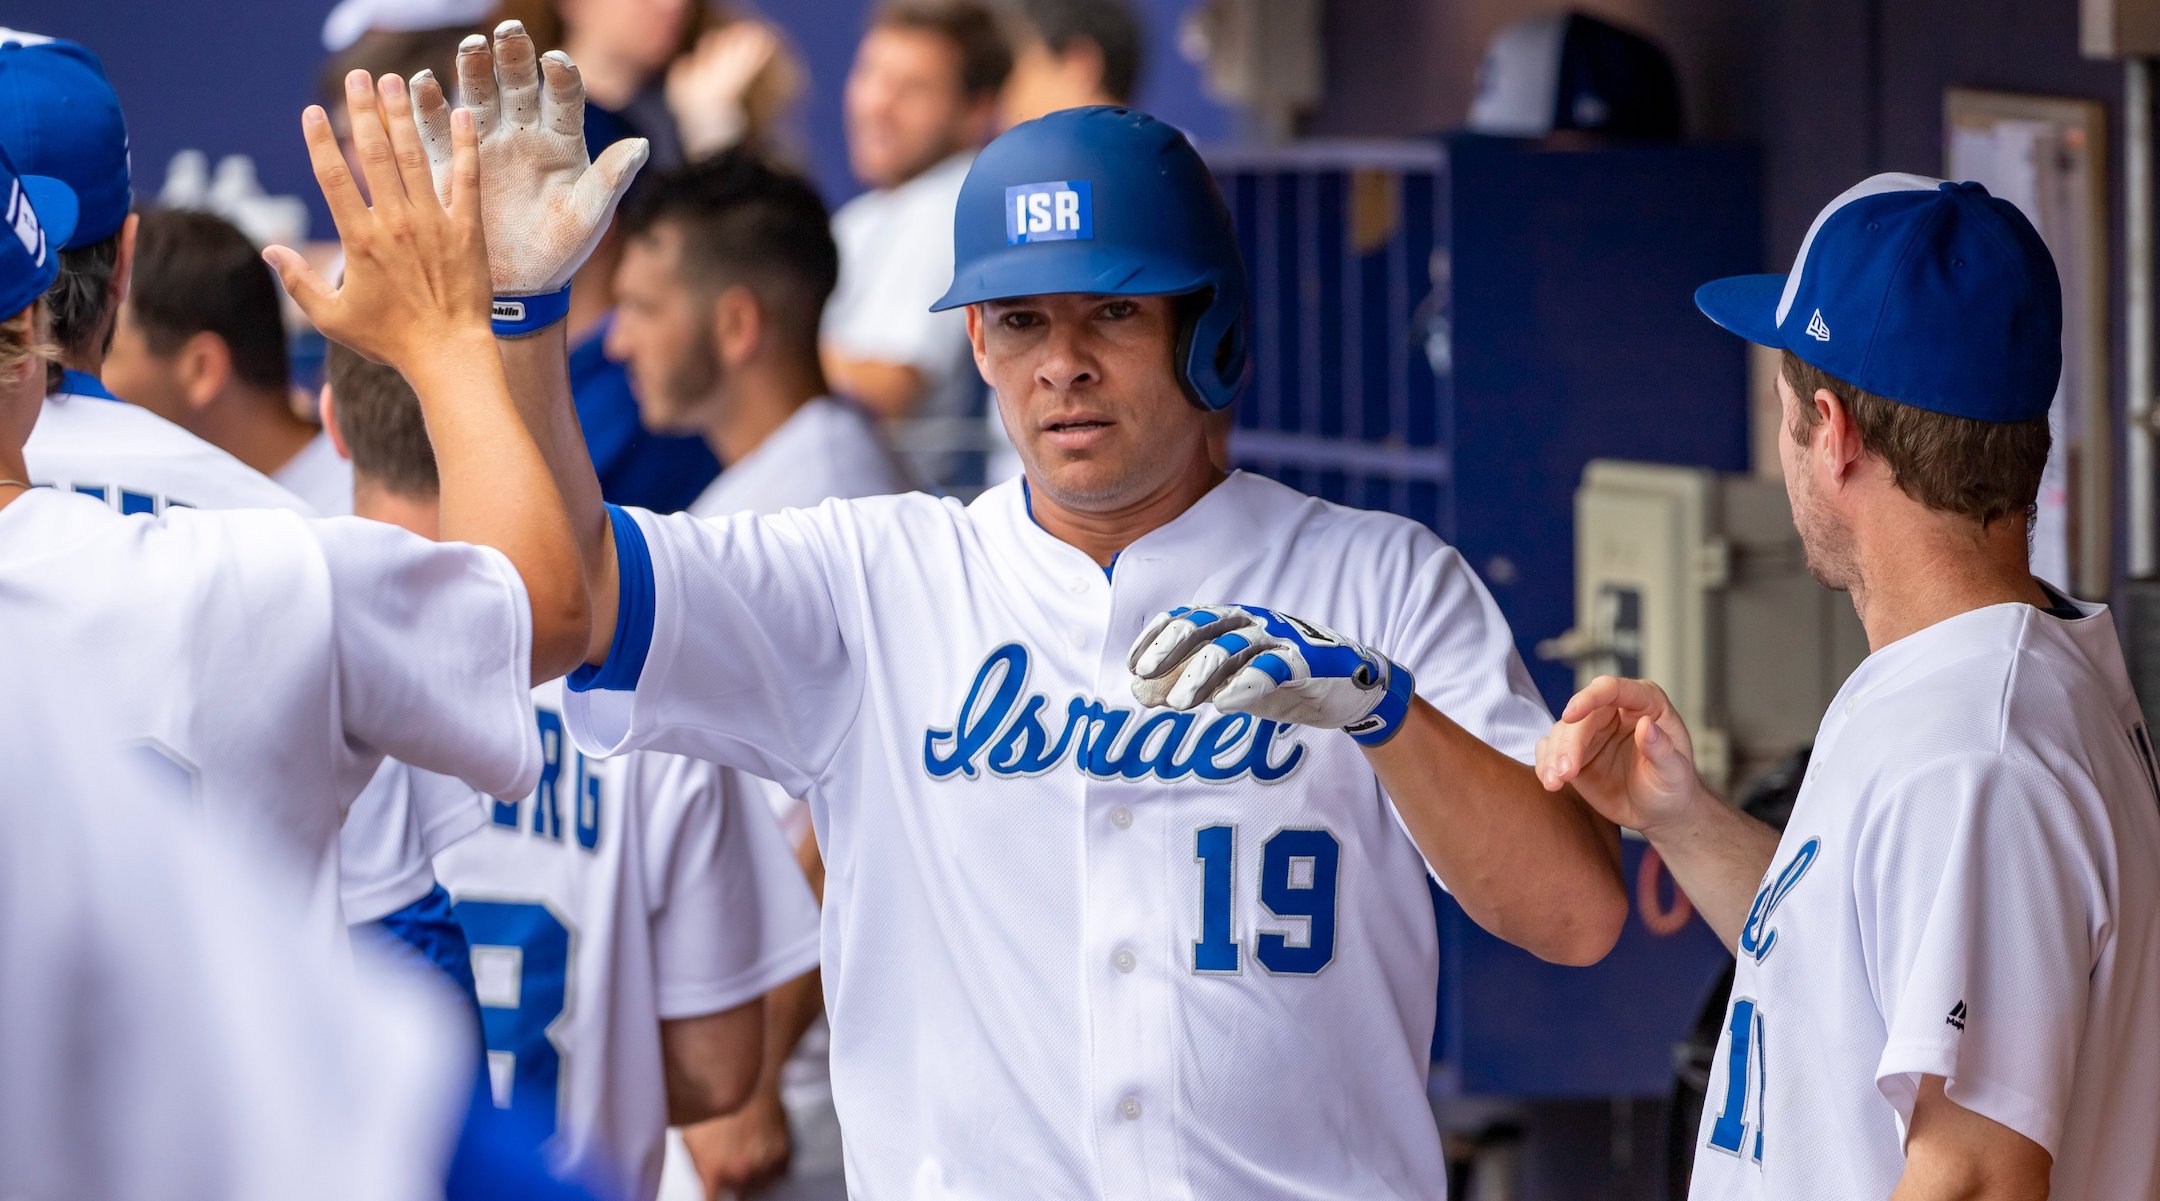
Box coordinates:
[56,369,119,402]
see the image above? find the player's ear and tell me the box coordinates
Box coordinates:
[177,332,232,409]
[1813,387,1865,483]
[964,304,990,376]
[320,383,351,461]
[715,285,760,368]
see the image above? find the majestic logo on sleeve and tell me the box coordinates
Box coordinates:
[1737,836,1821,963]
[924,643,1306,783]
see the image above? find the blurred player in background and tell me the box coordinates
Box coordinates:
[102,207,353,514]
[822,0,1008,488]
[996,0,1142,127]
[0,31,312,513]
[600,151,908,1199]
[322,337,823,1201]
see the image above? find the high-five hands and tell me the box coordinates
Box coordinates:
[408,20,649,307]
[1128,604,1416,747]
[1533,676,1705,833]
[263,71,488,371]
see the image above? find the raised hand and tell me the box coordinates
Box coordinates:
[1534,676,1705,834]
[1128,604,1415,747]
[665,20,788,158]
[263,71,488,372]
[409,20,649,303]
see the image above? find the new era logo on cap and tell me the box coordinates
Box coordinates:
[1005,180,1093,245]
[1805,309,1830,342]
[6,180,46,266]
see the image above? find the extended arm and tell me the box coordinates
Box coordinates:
[266,72,589,679]
[409,25,638,664]
[1366,698,1625,965]
[1535,676,1781,950]
[1892,1076,2053,1201]
[821,352,928,420]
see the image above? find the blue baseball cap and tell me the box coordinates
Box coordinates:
[1697,174,2061,423]
[0,149,79,320]
[0,31,129,248]
[931,106,1249,411]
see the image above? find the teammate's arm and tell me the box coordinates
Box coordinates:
[266,72,590,678]
[1365,699,1627,965]
[659,999,765,1127]
[1535,676,1781,951]
[408,25,632,661]
[1892,1076,2053,1200]
[821,352,928,420]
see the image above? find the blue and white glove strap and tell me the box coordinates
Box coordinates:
[490,284,572,338]
[1345,659,1416,748]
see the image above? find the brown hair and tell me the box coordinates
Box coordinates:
[873,0,1014,97]
[324,341,438,499]
[3,302,52,383]
[129,209,290,395]
[1780,350,2050,527]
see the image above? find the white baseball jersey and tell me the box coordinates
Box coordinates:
[430,675,822,1201]
[0,740,472,1201]
[340,758,491,925]
[567,470,1554,1198]
[0,487,541,943]
[24,373,317,514]
[1689,597,2160,1199]
[23,375,476,932]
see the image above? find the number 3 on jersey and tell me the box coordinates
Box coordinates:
[1193,825,1340,975]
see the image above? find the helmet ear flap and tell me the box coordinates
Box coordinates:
[1174,287,1248,412]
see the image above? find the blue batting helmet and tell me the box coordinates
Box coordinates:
[930,106,1249,412]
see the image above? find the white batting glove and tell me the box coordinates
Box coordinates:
[1128,604,1418,747]
[408,20,649,334]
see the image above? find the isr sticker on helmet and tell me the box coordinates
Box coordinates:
[1005,180,1093,244]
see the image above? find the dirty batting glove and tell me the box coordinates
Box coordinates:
[411,20,649,337]
[1127,604,1417,747]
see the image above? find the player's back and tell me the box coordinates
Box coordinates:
[26,376,315,514]
[0,488,541,942]
[433,677,819,1201]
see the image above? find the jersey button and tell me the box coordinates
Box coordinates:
[1110,806,1133,829]
[1066,577,1089,595]
[1113,948,1136,973]
[1069,628,1088,649]
[1119,1096,1142,1120]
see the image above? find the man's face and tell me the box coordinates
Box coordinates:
[609,224,722,433]
[560,0,693,76]
[98,303,188,424]
[971,292,1210,512]
[1778,372,1856,591]
[845,26,982,188]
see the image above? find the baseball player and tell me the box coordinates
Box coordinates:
[0,70,605,944]
[1538,176,2160,1198]
[0,30,311,515]
[0,27,512,985]
[440,32,1628,1192]
[321,337,823,1201]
